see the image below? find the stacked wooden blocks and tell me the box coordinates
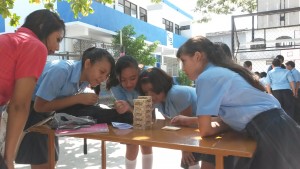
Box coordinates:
[133,96,153,129]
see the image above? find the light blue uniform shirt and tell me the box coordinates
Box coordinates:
[156,85,197,118]
[290,68,300,88]
[110,85,139,106]
[196,63,281,131]
[266,67,294,90]
[33,60,89,101]
[259,77,267,86]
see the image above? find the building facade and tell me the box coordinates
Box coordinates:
[1,0,195,76]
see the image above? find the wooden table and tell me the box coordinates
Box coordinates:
[29,120,256,169]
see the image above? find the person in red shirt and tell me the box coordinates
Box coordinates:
[0,9,65,169]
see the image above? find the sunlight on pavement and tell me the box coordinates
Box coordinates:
[15,137,183,169]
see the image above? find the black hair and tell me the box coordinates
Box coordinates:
[106,55,139,90]
[285,61,295,68]
[138,67,173,95]
[272,59,281,67]
[22,9,65,41]
[176,36,265,91]
[81,47,116,87]
[275,55,284,62]
[243,61,252,68]
[260,72,267,78]
[213,42,232,60]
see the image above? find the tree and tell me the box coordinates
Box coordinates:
[195,0,257,22]
[0,0,160,27]
[112,25,159,66]
[177,70,193,86]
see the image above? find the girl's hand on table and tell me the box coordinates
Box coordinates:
[171,115,189,126]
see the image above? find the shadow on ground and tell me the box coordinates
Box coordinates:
[15,137,126,169]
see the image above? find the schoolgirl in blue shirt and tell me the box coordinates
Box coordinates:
[106,55,153,169]
[176,35,300,169]
[138,67,234,169]
[15,47,131,169]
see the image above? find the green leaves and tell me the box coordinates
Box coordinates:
[178,69,192,86]
[195,0,257,23]
[0,0,113,26]
[70,0,94,18]
[112,25,159,66]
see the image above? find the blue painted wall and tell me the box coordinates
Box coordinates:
[163,0,193,19]
[58,1,187,48]
[173,33,187,48]
[0,15,4,33]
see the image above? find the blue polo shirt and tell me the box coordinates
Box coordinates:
[33,60,89,101]
[155,85,197,118]
[195,63,280,131]
[290,68,300,88]
[110,85,140,106]
[266,67,294,90]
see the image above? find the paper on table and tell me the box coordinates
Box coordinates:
[161,126,181,131]
[112,122,133,129]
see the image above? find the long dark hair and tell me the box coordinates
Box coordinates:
[81,47,116,87]
[22,9,65,41]
[106,55,139,90]
[176,36,265,91]
[138,67,173,96]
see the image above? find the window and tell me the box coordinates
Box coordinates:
[180,25,190,30]
[175,24,180,35]
[124,0,137,18]
[162,18,173,32]
[117,0,124,13]
[139,7,147,22]
[275,36,293,48]
[250,38,266,50]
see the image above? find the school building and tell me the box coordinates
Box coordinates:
[0,0,198,77]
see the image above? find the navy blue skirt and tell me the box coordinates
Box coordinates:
[235,108,300,169]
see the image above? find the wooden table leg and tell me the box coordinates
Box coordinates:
[215,155,224,169]
[48,132,55,169]
[101,140,106,169]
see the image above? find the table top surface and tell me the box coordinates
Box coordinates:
[30,119,256,158]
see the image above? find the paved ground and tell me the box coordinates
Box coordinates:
[15,136,185,169]
[14,108,196,169]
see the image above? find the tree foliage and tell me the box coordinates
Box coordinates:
[194,0,257,22]
[112,25,159,66]
[0,0,114,27]
[177,69,193,86]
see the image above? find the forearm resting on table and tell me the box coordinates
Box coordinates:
[181,116,198,128]
[34,95,80,112]
[197,116,229,137]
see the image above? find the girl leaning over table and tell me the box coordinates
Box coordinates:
[176,35,300,169]
[0,9,65,169]
[15,47,131,169]
[137,67,234,169]
[106,55,153,169]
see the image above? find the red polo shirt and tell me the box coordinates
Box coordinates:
[0,27,48,105]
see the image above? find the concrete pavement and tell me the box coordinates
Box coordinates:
[15,137,184,169]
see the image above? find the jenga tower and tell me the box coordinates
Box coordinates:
[133,96,152,129]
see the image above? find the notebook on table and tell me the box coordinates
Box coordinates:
[55,123,109,136]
